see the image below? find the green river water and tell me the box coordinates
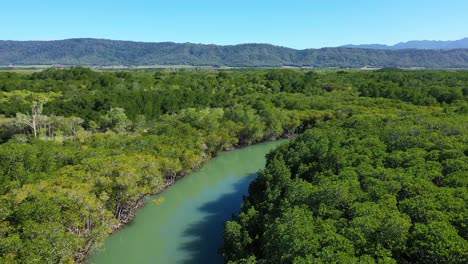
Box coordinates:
[89,140,285,264]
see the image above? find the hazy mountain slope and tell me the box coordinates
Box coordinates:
[342,37,468,50]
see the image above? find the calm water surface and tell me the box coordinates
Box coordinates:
[89,140,285,264]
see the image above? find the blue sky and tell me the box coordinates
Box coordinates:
[2,0,468,49]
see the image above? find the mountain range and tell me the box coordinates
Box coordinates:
[342,37,468,50]
[1,38,468,68]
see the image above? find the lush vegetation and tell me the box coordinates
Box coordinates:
[223,71,468,263]
[0,68,467,263]
[2,39,468,67]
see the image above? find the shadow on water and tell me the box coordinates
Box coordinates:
[178,173,257,264]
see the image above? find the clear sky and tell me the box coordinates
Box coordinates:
[2,0,468,49]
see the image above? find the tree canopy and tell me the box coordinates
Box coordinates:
[0,67,466,263]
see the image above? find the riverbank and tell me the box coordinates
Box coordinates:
[1,68,347,263]
[89,140,287,263]
[106,135,293,232]
[83,136,292,263]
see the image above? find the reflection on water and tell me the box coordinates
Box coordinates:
[89,140,285,264]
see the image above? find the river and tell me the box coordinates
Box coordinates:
[89,140,285,264]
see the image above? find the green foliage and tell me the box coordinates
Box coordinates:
[0,68,467,263]
[100,107,132,133]
[223,113,468,263]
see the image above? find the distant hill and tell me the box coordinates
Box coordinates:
[342,37,468,50]
[2,38,468,68]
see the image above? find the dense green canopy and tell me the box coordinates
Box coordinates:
[222,71,468,263]
[0,68,466,263]
[223,114,468,263]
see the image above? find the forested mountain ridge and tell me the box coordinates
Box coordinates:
[2,38,468,68]
[342,37,468,50]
